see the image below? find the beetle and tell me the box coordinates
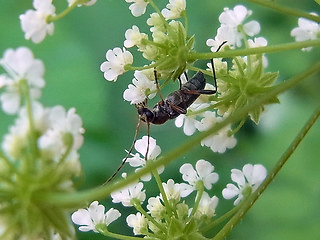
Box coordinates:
[104,65,217,184]
[104,41,227,184]
[136,70,216,125]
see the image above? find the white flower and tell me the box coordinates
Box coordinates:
[126,136,163,181]
[0,47,45,114]
[146,196,165,219]
[38,106,84,166]
[291,13,320,51]
[206,36,229,52]
[125,0,149,17]
[147,13,166,33]
[111,181,146,207]
[191,192,219,219]
[71,201,121,232]
[123,70,157,104]
[217,5,260,47]
[161,0,186,20]
[19,0,55,43]
[196,111,237,153]
[175,102,209,136]
[162,179,182,201]
[179,159,219,197]
[2,102,48,159]
[124,25,148,48]
[126,212,148,235]
[100,47,133,81]
[67,0,97,7]
[222,164,267,205]
[247,37,268,67]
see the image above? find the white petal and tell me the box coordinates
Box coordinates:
[243,20,261,36]
[231,169,246,187]
[180,163,197,184]
[195,159,214,178]
[222,184,239,199]
[105,208,121,226]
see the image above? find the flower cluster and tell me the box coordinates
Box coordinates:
[0,47,85,239]
[100,2,282,154]
[182,4,279,149]
[206,5,279,125]
[72,156,267,239]
[100,0,192,99]
[19,0,97,44]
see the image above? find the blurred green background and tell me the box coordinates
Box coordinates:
[0,0,319,239]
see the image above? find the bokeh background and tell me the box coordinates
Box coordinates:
[0,0,319,239]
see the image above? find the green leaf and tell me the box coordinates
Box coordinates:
[260,72,279,86]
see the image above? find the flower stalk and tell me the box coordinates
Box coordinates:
[247,0,320,23]
[188,39,320,60]
[37,61,320,207]
[212,104,320,240]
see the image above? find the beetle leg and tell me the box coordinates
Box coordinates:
[104,118,142,184]
[167,102,187,114]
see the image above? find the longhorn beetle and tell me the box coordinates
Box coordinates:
[104,41,227,184]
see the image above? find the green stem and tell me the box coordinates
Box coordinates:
[0,151,15,172]
[152,170,175,217]
[97,225,143,240]
[36,62,320,206]
[57,134,74,165]
[47,2,78,22]
[212,105,320,240]
[134,201,166,233]
[247,0,320,23]
[188,40,320,60]
[201,201,243,232]
[142,39,168,49]
[127,62,159,71]
[182,11,189,33]
[147,0,169,28]
[21,80,39,170]
[238,25,252,74]
[187,183,204,221]
[228,119,246,136]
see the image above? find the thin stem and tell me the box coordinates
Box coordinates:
[201,201,243,232]
[47,2,78,22]
[147,0,169,28]
[182,11,189,32]
[152,170,176,217]
[134,201,166,233]
[188,40,320,60]
[238,25,252,74]
[0,151,15,172]
[229,119,246,136]
[212,105,320,240]
[21,80,39,170]
[247,0,320,23]
[36,62,320,206]
[97,225,143,240]
[187,183,204,221]
[142,39,168,49]
[127,62,159,71]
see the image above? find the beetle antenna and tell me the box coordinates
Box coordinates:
[103,118,142,184]
[211,41,227,90]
